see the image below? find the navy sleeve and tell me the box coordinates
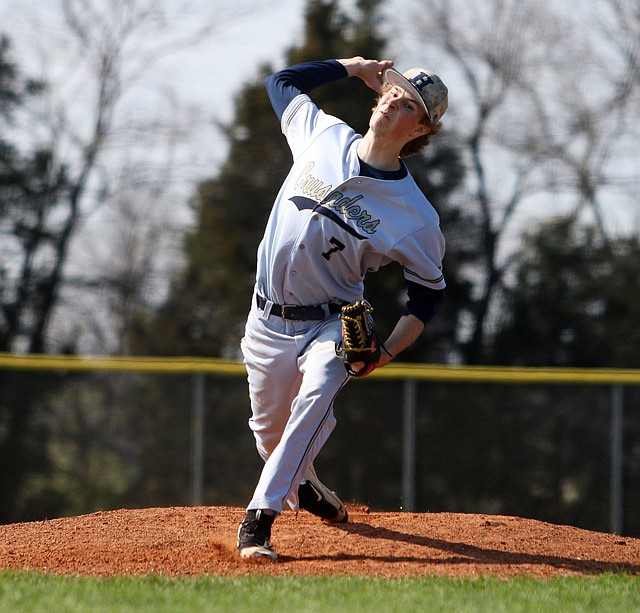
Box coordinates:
[403,280,445,325]
[265,60,348,121]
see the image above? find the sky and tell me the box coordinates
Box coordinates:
[0,0,418,128]
[0,0,411,194]
[0,0,323,244]
[2,0,637,353]
[1,0,637,238]
[1,1,306,152]
[143,0,307,122]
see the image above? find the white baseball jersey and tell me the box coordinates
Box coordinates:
[255,93,446,307]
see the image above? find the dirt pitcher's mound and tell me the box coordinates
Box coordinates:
[1,506,639,579]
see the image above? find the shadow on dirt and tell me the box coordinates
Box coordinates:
[326,521,640,575]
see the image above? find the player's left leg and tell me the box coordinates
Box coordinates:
[247,317,349,514]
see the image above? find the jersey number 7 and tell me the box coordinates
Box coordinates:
[322,237,346,261]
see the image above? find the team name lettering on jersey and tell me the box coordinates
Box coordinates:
[293,162,380,235]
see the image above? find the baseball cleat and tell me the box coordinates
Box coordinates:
[237,509,278,560]
[238,543,278,560]
[298,465,348,523]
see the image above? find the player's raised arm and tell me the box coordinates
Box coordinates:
[265,60,347,120]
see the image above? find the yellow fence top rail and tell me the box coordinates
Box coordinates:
[0,352,245,375]
[1,352,639,384]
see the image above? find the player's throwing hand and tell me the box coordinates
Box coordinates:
[337,56,394,93]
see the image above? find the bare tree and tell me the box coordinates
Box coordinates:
[0,0,276,354]
[397,0,564,361]
[400,0,639,362]
[551,0,640,243]
[0,0,274,522]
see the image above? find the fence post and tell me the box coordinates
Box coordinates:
[402,379,417,512]
[191,372,205,506]
[610,384,624,535]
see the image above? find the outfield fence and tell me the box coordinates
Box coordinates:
[1,352,639,534]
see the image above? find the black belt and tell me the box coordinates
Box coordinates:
[256,294,345,321]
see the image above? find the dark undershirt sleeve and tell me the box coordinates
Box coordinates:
[265,60,348,121]
[404,280,445,325]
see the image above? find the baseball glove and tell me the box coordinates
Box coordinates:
[335,300,386,377]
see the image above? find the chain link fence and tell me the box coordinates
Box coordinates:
[1,353,638,535]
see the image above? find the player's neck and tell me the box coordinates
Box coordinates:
[357,134,402,172]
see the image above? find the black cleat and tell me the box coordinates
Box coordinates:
[237,510,278,560]
[298,465,348,523]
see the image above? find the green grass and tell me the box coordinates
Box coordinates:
[1,572,639,612]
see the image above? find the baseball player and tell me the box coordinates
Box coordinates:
[237,56,448,559]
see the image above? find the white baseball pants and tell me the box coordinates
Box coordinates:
[240,297,350,513]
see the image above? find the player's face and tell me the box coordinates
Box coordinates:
[370,86,428,141]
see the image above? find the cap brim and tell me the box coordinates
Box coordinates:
[384,68,431,121]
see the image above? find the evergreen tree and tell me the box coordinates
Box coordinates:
[491,218,640,368]
[133,0,468,362]
[423,217,640,535]
[125,0,469,510]
[0,36,69,522]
